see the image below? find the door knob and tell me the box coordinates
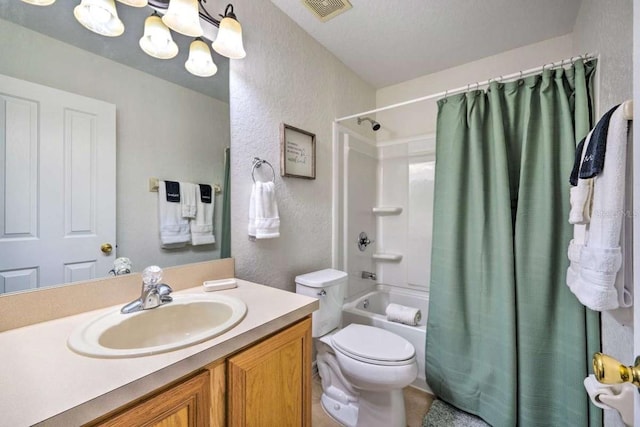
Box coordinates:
[593,352,640,387]
[101,243,113,254]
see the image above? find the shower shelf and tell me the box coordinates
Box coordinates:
[372,207,403,216]
[372,253,403,262]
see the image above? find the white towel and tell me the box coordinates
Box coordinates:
[181,182,197,219]
[158,180,190,248]
[569,130,594,225]
[567,106,630,310]
[190,184,216,246]
[583,375,634,427]
[385,303,422,326]
[248,181,280,239]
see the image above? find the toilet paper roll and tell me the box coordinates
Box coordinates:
[385,303,422,326]
[583,375,634,427]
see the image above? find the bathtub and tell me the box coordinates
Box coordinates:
[342,285,431,392]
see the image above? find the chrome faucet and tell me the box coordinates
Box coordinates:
[361,271,377,281]
[121,265,173,314]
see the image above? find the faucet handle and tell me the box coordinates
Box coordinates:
[158,284,173,303]
[142,265,163,287]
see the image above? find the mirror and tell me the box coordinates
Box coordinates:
[0,0,231,295]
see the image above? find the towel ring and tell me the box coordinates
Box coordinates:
[251,157,275,183]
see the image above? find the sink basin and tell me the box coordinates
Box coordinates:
[67,294,247,358]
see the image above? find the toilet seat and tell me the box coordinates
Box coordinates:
[331,324,415,366]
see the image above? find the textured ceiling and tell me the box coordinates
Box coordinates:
[0,0,229,102]
[271,0,583,88]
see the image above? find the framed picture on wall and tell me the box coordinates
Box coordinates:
[280,123,316,179]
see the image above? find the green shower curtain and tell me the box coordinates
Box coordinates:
[220,147,231,258]
[425,60,601,426]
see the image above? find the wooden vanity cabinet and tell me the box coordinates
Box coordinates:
[90,370,211,427]
[89,316,312,427]
[228,316,312,427]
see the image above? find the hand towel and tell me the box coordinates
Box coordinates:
[181,182,197,219]
[569,136,586,186]
[248,183,257,238]
[567,106,629,310]
[190,184,216,245]
[569,130,595,224]
[583,375,634,427]
[248,181,280,239]
[578,105,619,179]
[158,180,190,248]
[385,303,422,326]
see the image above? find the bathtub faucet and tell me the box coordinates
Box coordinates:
[361,271,377,281]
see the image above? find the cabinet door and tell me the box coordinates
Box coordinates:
[228,317,312,427]
[92,371,210,427]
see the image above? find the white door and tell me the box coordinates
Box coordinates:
[0,74,116,293]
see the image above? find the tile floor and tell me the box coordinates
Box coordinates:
[312,374,435,427]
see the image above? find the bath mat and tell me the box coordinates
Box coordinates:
[422,399,491,427]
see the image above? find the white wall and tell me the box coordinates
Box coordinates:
[374,34,573,140]
[633,1,639,425]
[0,18,230,272]
[573,1,634,426]
[229,0,375,290]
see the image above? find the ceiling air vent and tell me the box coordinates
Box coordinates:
[301,0,352,22]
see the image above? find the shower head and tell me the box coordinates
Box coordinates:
[357,117,381,131]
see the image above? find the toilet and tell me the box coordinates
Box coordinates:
[296,269,418,427]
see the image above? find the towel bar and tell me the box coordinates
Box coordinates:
[148,178,221,194]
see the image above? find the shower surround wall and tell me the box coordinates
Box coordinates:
[337,129,435,298]
[377,137,435,292]
[341,132,377,298]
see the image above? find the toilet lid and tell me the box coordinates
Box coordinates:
[331,324,415,364]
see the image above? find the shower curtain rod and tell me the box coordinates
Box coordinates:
[335,52,598,123]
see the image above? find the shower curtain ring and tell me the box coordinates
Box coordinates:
[475,82,479,90]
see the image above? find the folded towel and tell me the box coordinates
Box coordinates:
[569,131,594,224]
[567,106,629,310]
[571,246,622,310]
[566,235,585,295]
[181,182,197,219]
[248,181,280,239]
[190,184,216,246]
[583,375,634,427]
[578,105,619,179]
[385,303,422,326]
[158,180,190,248]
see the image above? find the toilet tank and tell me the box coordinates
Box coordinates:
[295,269,348,338]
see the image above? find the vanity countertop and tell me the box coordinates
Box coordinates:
[0,280,318,426]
